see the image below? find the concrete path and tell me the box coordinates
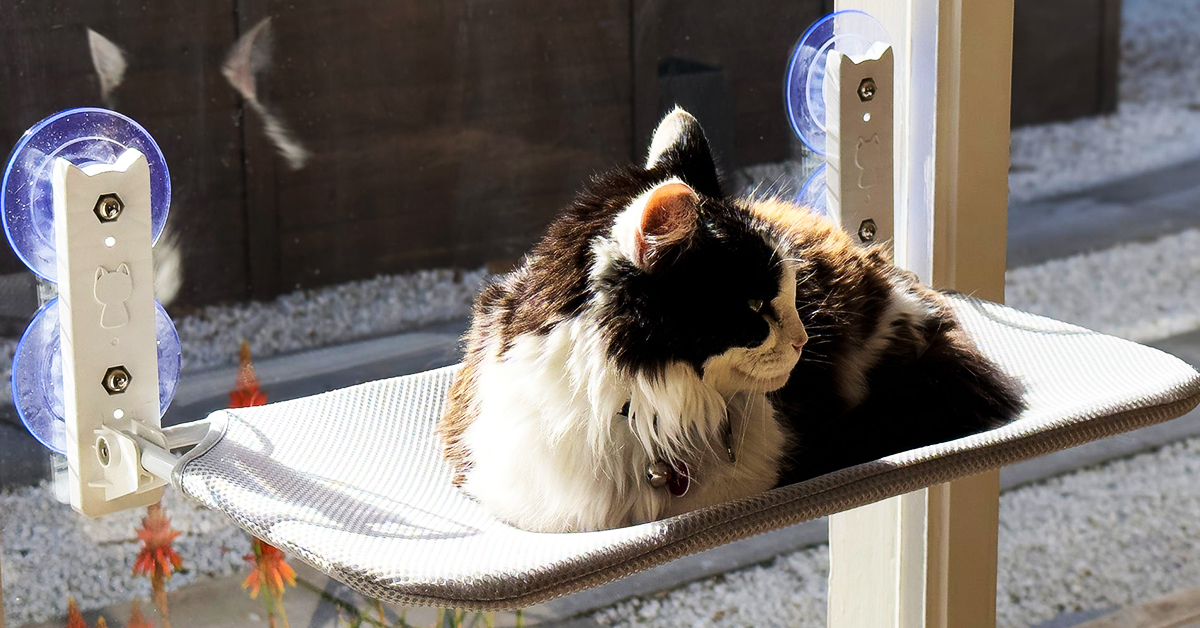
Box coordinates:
[1007,156,1200,268]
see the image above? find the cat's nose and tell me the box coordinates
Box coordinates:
[792,327,808,353]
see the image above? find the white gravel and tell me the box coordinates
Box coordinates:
[1008,103,1200,203]
[1008,0,1200,202]
[1005,228,1200,343]
[172,267,485,372]
[1,485,247,627]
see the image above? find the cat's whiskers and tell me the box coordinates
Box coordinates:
[738,376,765,471]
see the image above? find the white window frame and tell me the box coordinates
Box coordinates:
[826,1,1014,626]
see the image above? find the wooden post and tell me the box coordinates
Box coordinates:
[827,0,1014,626]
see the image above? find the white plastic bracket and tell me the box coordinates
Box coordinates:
[53,149,167,517]
[825,41,895,258]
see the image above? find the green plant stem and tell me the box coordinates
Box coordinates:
[152,572,172,628]
[276,593,291,628]
[295,579,405,628]
[260,588,277,628]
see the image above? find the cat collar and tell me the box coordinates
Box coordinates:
[618,400,739,498]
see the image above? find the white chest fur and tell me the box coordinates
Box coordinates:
[458,316,787,532]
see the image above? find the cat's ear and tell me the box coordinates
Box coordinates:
[645,107,723,198]
[632,181,698,270]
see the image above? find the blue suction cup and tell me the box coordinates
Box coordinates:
[2,108,171,282]
[12,298,182,454]
[797,164,829,218]
[785,10,889,155]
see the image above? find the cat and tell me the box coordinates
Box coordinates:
[438,107,1024,532]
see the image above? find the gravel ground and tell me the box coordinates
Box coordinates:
[1008,103,1200,203]
[172,267,485,372]
[0,485,247,627]
[593,438,1200,628]
[1008,0,1200,202]
[1006,228,1200,343]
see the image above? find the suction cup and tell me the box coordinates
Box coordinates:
[12,298,182,453]
[785,10,889,155]
[2,108,172,282]
[797,164,829,217]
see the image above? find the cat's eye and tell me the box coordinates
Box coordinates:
[748,299,764,313]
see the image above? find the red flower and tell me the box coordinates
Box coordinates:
[242,537,297,600]
[65,597,88,628]
[132,502,179,628]
[133,503,183,580]
[229,340,267,408]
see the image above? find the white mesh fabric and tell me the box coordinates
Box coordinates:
[174,296,1200,609]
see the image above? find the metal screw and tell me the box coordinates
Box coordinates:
[93,193,124,223]
[97,437,111,465]
[858,219,878,243]
[858,78,876,102]
[103,365,131,395]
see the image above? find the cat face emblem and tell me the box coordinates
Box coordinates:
[855,133,881,191]
[94,263,133,329]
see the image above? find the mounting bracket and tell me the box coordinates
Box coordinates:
[825,41,895,255]
[53,149,168,516]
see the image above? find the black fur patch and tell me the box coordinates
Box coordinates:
[483,116,785,380]
[595,197,783,378]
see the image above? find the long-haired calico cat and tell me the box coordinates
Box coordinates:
[439,108,1023,532]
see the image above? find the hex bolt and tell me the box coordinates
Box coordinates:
[858,78,876,102]
[93,193,124,223]
[858,219,877,243]
[103,365,131,395]
[97,437,111,466]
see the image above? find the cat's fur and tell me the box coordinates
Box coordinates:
[439,108,1023,532]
